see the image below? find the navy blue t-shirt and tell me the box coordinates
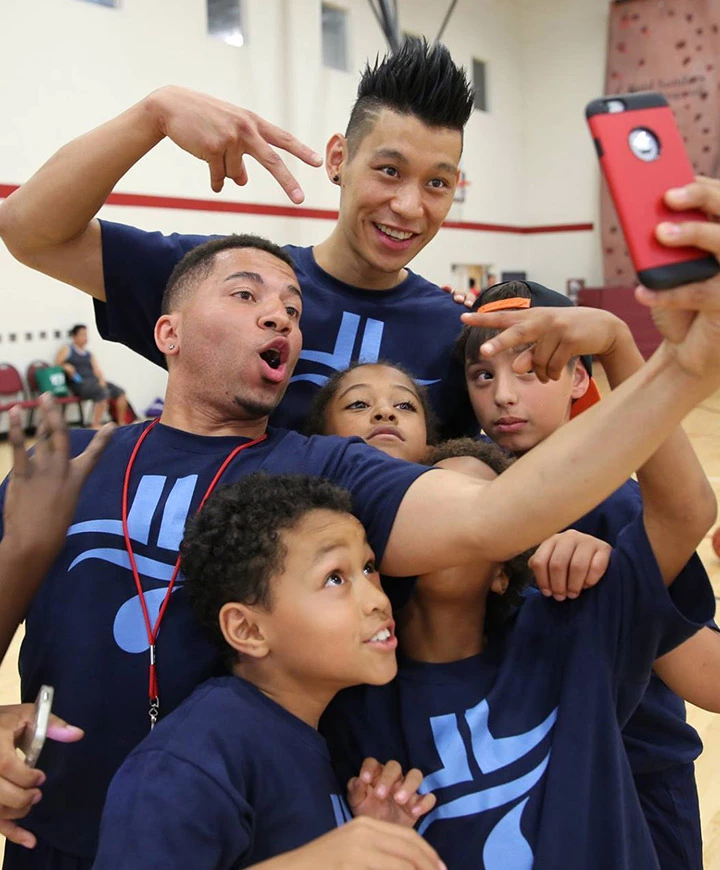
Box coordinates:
[96,222,475,437]
[321,517,714,870]
[0,421,429,858]
[94,676,351,869]
[573,480,705,774]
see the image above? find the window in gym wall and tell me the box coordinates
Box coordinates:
[473,59,488,112]
[207,0,246,47]
[322,4,349,71]
[78,0,119,7]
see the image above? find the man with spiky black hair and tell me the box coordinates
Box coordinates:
[0,38,477,438]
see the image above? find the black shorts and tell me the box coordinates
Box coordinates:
[69,378,123,402]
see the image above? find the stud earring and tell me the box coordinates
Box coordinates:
[168,344,176,350]
[332,174,340,183]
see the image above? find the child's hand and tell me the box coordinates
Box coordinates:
[530,530,612,601]
[460,306,631,382]
[2,396,114,569]
[440,285,477,308]
[347,757,436,827]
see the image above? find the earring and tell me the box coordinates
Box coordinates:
[332,174,340,183]
[168,344,176,350]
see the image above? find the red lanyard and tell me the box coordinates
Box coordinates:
[121,419,267,729]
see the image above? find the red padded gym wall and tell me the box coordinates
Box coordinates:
[602,0,720,285]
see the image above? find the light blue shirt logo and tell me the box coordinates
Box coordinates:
[418,698,557,869]
[66,474,198,654]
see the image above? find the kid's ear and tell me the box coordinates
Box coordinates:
[570,360,591,400]
[219,602,271,660]
[325,134,348,183]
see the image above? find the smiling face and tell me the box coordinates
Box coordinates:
[256,509,397,691]
[160,247,303,422]
[324,364,429,463]
[329,110,461,285]
[465,349,589,454]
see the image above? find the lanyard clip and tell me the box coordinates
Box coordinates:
[149,697,160,730]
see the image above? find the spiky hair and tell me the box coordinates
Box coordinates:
[346,37,474,156]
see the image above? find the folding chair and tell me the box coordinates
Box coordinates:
[26,360,86,427]
[0,362,39,433]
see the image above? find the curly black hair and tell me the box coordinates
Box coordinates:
[161,233,296,315]
[425,438,534,630]
[181,472,353,667]
[304,360,438,445]
[346,37,474,157]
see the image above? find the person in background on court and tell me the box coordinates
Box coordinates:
[56,325,128,428]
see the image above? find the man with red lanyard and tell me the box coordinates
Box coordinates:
[0,213,720,868]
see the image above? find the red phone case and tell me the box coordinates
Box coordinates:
[586,91,718,289]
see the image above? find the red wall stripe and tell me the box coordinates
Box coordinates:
[0,184,593,235]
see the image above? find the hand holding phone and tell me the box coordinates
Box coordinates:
[18,686,54,768]
[586,91,720,289]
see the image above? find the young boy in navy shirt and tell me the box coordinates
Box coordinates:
[457,279,720,869]
[94,473,443,870]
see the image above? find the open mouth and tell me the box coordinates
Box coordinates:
[364,621,397,650]
[373,222,418,248]
[258,339,289,383]
[260,348,282,370]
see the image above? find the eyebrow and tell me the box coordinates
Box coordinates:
[372,148,458,176]
[336,382,420,402]
[224,271,303,302]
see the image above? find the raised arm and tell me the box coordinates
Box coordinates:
[0,400,113,660]
[0,87,322,301]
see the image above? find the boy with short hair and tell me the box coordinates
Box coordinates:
[93,473,442,870]
[455,280,720,869]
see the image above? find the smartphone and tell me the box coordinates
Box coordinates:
[586,91,719,289]
[18,686,54,768]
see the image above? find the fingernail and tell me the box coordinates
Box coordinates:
[375,785,386,798]
[36,772,46,786]
[291,187,304,202]
[658,222,681,239]
[395,790,407,802]
[553,594,566,602]
[480,341,495,356]
[541,589,552,597]
[668,186,689,203]
[361,771,372,782]
[412,805,423,814]
[32,791,42,805]
[311,152,323,163]
[439,862,448,870]
[567,592,578,599]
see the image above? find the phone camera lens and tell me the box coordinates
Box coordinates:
[628,127,661,162]
[606,99,626,114]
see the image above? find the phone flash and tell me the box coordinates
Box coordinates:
[606,99,626,114]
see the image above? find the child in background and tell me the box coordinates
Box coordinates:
[308,358,715,869]
[457,279,720,869]
[93,472,443,870]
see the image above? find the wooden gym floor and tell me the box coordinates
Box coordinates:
[0,374,718,865]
